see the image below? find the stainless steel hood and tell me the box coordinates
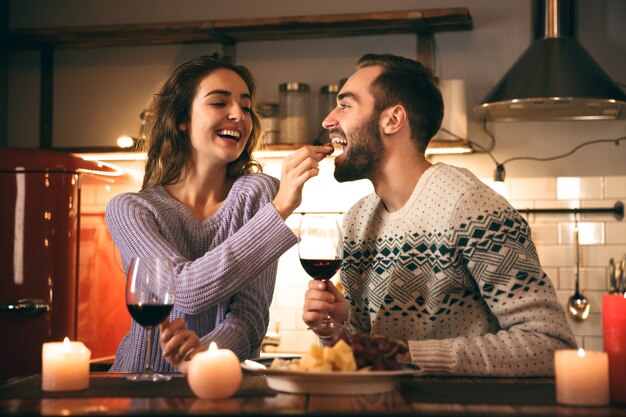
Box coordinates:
[475,0,626,122]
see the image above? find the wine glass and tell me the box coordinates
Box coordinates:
[125,256,176,382]
[298,214,343,333]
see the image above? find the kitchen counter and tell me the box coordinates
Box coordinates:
[1,372,624,416]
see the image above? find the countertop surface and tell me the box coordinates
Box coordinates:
[1,372,625,416]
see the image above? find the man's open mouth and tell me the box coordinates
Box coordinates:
[331,137,347,152]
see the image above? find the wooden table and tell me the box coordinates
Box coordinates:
[1,373,625,416]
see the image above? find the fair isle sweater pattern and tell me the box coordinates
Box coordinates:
[341,163,576,377]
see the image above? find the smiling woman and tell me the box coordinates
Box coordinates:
[104,54,334,376]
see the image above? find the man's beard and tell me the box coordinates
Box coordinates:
[334,111,385,183]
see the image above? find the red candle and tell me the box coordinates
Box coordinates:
[603,294,626,404]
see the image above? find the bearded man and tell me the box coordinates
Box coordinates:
[302,53,576,377]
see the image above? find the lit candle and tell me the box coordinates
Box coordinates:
[187,342,242,399]
[603,294,626,404]
[42,337,91,391]
[554,348,609,406]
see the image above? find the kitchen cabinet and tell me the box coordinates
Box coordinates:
[4,8,472,150]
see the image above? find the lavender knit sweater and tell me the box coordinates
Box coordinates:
[105,173,296,373]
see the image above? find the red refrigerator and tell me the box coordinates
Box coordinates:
[0,148,131,380]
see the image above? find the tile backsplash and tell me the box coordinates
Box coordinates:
[84,156,625,354]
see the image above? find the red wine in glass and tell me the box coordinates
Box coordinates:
[298,214,343,332]
[125,256,176,382]
[127,304,174,327]
[300,259,342,281]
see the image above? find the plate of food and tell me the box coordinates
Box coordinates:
[251,364,420,395]
[242,336,422,395]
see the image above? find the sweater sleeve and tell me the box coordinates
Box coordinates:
[199,260,276,360]
[105,178,297,315]
[407,189,577,377]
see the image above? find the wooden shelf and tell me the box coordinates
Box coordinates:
[6,8,472,49]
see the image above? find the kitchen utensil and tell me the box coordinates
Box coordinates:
[617,255,626,294]
[609,258,617,293]
[567,224,590,321]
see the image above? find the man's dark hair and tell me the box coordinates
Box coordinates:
[356,54,444,153]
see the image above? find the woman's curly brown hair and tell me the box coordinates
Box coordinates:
[141,54,262,190]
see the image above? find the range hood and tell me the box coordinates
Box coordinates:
[475,0,626,122]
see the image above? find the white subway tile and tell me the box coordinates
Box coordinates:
[557,177,603,200]
[558,222,605,245]
[268,308,298,332]
[580,199,617,209]
[579,177,604,200]
[580,200,621,222]
[510,200,535,211]
[510,178,556,200]
[482,178,511,201]
[583,337,604,351]
[276,330,319,353]
[557,178,581,200]
[529,223,557,244]
[605,176,626,199]
[271,288,306,309]
[276,248,311,289]
[566,313,602,336]
[526,200,578,222]
[559,268,608,291]
[535,245,575,267]
[584,245,626,267]
[534,200,579,209]
[555,290,570,307]
[606,222,626,244]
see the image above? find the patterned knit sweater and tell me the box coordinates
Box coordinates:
[341,163,576,376]
[105,173,296,373]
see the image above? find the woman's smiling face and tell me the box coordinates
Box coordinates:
[181,68,253,166]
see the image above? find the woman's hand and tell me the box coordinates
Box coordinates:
[302,280,350,337]
[159,318,207,374]
[273,144,334,219]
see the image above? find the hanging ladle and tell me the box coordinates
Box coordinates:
[567,219,590,321]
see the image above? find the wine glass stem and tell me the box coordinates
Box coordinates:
[144,326,155,375]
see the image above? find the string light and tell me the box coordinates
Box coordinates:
[467,136,626,183]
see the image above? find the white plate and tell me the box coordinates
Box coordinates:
[243,362,421,395]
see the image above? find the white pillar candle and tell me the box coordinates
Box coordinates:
[187,342,242,399]
[42,337,91,391]
[554,348,609,406]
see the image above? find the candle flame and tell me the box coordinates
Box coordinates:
[63,337,72,352]
[577,348,585,358]
[209,342,218,352]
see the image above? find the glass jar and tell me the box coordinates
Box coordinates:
[318,83,339,144]
[279,82,310,144]
[256,102,279,145]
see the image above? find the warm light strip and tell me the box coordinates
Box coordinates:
[425,147,473,156]
[78,152,148,161]
[76,160,127,177]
